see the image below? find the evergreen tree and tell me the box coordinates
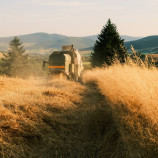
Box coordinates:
[1,37,28,77]
[91,19,127,67]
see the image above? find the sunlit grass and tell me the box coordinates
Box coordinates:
[0,77,85,157]
[83,63,158,157]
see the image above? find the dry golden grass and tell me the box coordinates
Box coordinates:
[0,77,87,157]
[1,59,158,157]
[0,53,4,59]
[83,64,158,157]
[147,54,158,62]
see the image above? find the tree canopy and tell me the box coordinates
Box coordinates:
[91,19,127,67]
[1,37,28,77]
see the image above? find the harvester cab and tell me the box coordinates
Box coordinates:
[43,45,84,81]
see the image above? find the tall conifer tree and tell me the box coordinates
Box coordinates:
[91,19,127,67]
[1,37,28,77]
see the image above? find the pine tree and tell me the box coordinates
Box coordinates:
[1,37,28,77]
[91,19,127,67]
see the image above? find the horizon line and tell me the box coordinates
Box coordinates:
[0,32,155,38]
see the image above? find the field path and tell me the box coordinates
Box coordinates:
[43,82,123,158]
[2,77,156,158]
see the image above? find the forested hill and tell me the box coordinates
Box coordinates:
[2,33,158,54]
[0,33,143,54]
[84,35,143,42]
[125,36,158,49]
[125,36,158,53]
[0,33,94,53]
[81,36,158,54]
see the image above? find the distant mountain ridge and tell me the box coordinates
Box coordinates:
[125,35,158,51]
[0,32,153,54]
[85,35,143,42]
[123,36,158,54]
[0,33,95,53]
[81,35,158,54]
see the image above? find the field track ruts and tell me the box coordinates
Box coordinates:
[38,82,110,158]
[1,77,157,158]
[0,78,115,158]
[45,82,124,158]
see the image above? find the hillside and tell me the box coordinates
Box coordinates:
[85,35,143,42]
[1,33,158,55]
[0,33,94,54]
[125,36,158,54]
[0,33,143,54]
[83,35,158,53]
[121,35,143,42]
[1,33,157,54]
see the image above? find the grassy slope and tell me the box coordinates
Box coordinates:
[125,36,158,49]
[0,33,145,54]
[0,33,95,53]
[125,36,158,54]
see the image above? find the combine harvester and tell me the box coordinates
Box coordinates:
[43,45,84,81]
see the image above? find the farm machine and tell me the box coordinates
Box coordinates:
[43,45,84,81]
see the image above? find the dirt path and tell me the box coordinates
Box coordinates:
[39,82,120,158]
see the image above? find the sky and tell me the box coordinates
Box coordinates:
[0,0,158,37]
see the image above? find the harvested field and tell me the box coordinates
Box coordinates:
[1,63,158,158]
[0,77,112,157]
[0,77,87,157]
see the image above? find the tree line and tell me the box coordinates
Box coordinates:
[0,37,48,78]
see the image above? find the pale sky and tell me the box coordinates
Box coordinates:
[0,0,158,37]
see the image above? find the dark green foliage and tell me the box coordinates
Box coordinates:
[91,19,127,67]
[130,52,146,61]
[125,36,158,54]
[1,37,29,77]
[125,36,158,50]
